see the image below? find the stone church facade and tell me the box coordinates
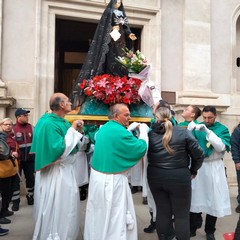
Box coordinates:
[0,0,240,184]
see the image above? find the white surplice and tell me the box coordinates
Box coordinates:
[84,168,138,240]
[190,131,231,217]
[74,136,89,187]
[129,159,142,187]
[33,128,82,240]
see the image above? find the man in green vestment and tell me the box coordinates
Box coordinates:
[189,105,231,240]
[84,103,149,240]
[31,93,85,240]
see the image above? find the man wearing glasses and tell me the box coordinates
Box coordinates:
[11,108,35,211]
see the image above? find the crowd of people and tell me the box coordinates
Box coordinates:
[0,0,239,238]
[0,96,240,239]
[0,109,35,236]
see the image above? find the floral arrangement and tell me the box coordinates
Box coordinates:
[79,74,142,105]
[115,48,148,73]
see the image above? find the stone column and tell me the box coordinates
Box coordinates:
[0,0,16,119]
[183,0,211,92]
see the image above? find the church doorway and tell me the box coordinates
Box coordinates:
[54,18,142,97]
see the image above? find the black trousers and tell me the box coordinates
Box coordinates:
[149,181,191,240]
[12,160,35,202]
[0,174,17,216]
[190,212,217,234]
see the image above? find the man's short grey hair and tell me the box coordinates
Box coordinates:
[49,96,64,111]
[108,103,128,119]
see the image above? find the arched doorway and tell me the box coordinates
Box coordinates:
[54,18,142,97]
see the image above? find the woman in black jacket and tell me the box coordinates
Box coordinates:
[147,107,204,240]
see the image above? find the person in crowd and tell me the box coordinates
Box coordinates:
[71,0,137,107]
[189,105,231,240]
[84,103,148,240]
[0,118,19,224]
[230,122,240,213]
[147,106,204,240]
[178,105,204,231]
[73,132,90,201]
[78,124,99,201]
[12,108,35,211]
[143,99,177,236]
[31,93,85,240]
[0,119,19,236]
[178,105,202,128]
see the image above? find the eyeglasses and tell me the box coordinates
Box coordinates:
[2,124,12,126]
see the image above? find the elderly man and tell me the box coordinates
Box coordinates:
[84,103,149,240]
[31,92,85,240]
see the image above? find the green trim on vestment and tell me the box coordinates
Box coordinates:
[31,113,74,171]
[178,120,207,154]
[197,121,230,157]
[91,120,147,173]
[83,125,99,144]
[179,120,230,157]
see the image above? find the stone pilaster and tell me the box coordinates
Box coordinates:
[0,1,15,119]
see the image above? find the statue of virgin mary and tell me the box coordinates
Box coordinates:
[71,0,137,107]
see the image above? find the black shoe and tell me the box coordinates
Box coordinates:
[143,222,156,233]
[142,197,148,205]
[26,195,34,205]
[190,230,196,237]
[196,214,203,229]
[0,217,11,224]
[1,210,14,217]
[206,233,215,240]
[131,186,138,194]
[0,227,9,236]
[80,189,87,201]
[236,205,240,213]
[12,202,19,212]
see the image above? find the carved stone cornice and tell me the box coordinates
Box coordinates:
[173,91,230,113]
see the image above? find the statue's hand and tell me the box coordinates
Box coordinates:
[112,25,120,31]
[129,33,137,40]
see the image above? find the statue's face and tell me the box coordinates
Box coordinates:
[114,0,121,9]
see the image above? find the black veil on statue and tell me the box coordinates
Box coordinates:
[71,0,135,108]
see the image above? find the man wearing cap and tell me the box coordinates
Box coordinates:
[11,108,35,211]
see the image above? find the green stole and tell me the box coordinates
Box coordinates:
[31,113,77,171]
[179,120,230,157]
[91,120,147,173]
[196,121,230,157]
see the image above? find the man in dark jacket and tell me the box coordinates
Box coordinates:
[12,108,35,211]
[230,123,240,213]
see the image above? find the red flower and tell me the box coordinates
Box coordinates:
[84,87,93,96]
[123,96,130,104]
[79,74,142,105]
[79,79,87,89]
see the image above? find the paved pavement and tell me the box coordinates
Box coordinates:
[1,186,239,240]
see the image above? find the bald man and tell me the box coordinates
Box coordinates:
[84,103,149,240]
[31,93,85,240]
